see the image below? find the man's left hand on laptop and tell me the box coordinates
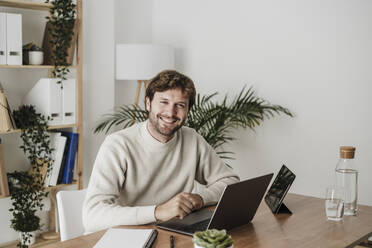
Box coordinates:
[154,192,204,221]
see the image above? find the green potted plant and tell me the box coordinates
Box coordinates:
[94,86,293,162]
[8,105,53,248]
[45,0,77,85]
[8,172,43,247]
[28,44,44,65]
[193,229,234,248]
[22,43,43,65]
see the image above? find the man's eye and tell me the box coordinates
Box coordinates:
[160,101,168,104]
[177,104,185,109]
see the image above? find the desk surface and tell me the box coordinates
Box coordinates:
[47,193,372,248]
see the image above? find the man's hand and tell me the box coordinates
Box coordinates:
[155,192,204,222]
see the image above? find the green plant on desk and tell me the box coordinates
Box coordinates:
[193,229,234,248]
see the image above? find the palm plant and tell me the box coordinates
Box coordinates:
[94,86,293,161]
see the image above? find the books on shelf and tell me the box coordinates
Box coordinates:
[42,131,78,187]
[60,131,78,184]
[44,132,67,187]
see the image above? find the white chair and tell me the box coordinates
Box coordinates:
[56,189,87,241]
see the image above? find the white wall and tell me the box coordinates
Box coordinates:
[152,0,372,205]
[114,0,153,109]
[83,0,115,187]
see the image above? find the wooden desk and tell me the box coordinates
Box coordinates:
[45,193,372,248]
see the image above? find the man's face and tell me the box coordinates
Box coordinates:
[146,88,189,143]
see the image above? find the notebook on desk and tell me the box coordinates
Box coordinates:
[156,173,273,236]
[93,228,157,248]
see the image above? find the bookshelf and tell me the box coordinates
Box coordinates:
[0,65,77,69]
[0,124,77,135]
[0,0,52,11]
[0,0,83,247]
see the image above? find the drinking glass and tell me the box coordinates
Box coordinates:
[325,186,345,221]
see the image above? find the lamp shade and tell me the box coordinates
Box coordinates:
[116,44,175,80]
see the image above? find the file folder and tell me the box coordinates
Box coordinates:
[23,78,63,125]
[6,13,22,65]
[0,13,6,65]
[62,79,76,124]
[48,134,67,186]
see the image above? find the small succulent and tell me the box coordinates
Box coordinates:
[23,42,42,51]
[193,229,233,248]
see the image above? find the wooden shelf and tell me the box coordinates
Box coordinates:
[47,180,78,191]
[0,124,77,135]
[0,65,76,69]
[0,0,52,11]
[0,65,53,69]
[0,235,60,248]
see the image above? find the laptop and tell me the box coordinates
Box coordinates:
[156,173,273,236]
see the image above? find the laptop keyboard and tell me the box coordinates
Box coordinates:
[182,219,210,233]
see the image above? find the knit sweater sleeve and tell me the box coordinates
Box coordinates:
[194,134,240,206]
[82,135,156,233]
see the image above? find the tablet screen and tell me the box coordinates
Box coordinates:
[265,165,296,213]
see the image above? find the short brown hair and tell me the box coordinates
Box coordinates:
[145,70,196,109]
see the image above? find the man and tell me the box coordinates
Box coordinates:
[83,70,239,232]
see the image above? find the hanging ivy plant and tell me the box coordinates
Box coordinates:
[45,0,76,86]
[8,105,53,248]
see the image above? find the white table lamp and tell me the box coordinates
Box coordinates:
[116,44,175,106]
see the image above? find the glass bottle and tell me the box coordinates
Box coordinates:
[335,146,358,216]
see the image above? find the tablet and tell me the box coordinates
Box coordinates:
[265,165,296,214]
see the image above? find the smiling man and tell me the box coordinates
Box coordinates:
[83,70,239,233]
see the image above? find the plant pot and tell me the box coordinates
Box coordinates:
[28,51,44,65]
[194,244,233,248]
[19,231,36,246]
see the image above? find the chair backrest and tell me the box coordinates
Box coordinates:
[56,189,87,241]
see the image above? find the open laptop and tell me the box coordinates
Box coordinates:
[156,173,273,235]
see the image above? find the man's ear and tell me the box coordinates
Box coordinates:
[145,97,151,112]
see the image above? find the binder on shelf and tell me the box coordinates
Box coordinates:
[57,139,69,184]
[6,13,22,65]
[0,139,9,197]
[62,79,76,125]
[60,131,78,184]
[0,13,6,65]
[49,135,67,186]
[44,133,67,187]
[22,78,63,125]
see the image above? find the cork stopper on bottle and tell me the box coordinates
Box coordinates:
[340,146,356,159]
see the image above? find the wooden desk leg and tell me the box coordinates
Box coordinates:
[41,188,60,240]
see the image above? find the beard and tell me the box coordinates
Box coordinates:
[147,109,185,138]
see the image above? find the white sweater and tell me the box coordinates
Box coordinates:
[82,121,239,232]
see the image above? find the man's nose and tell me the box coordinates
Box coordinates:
[164,104,177,115]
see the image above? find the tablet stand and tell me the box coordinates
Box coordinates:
[275,202,292,214]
